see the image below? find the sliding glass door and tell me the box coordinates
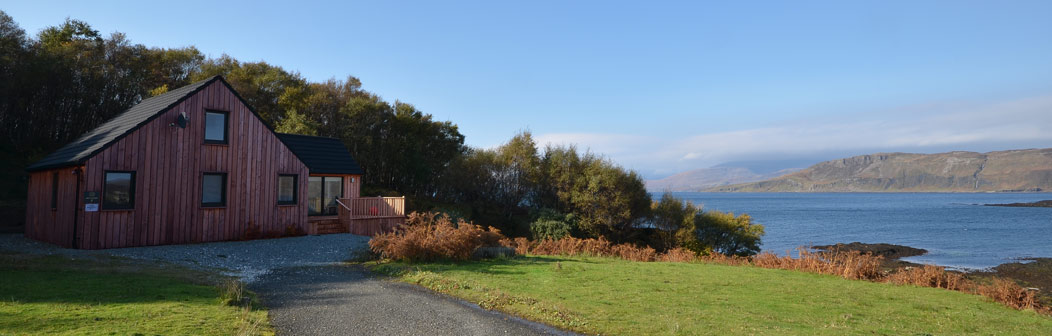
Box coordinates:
[308,176,343,216]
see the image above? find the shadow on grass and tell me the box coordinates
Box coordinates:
[0,253,225,305]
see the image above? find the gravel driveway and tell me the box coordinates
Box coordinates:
[0,233,369,282]
[1,233,573,335]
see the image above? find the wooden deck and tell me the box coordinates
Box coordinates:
[336,196,406,236]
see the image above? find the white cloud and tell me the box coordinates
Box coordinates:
[533,94,1052,178]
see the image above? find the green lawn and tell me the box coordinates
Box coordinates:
[0,253,271,335]
[372,256,1052,335]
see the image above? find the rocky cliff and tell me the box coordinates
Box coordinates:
[708,148,1052,192]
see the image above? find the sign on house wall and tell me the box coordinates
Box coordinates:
[84,191,99,212]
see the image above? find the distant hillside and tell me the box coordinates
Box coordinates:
[708,148,1052,192]
[646,167,801,191]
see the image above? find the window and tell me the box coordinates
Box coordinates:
[202,173,227,207]
[50,172,59,210]
[204,110,228,144]
[277,174,297,205]
[307,176,343,216]
[102,171,135,210]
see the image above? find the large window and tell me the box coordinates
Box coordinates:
[308,176,343,216]
[204,110,228,144]
[102,171,135,210]
[202,173,227,207]
[277,174,297,205]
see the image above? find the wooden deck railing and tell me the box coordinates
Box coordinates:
[337,196,406,236]
[345,196,405,218]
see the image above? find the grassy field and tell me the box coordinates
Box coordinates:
[372,255,1052,335]
[0,253,271,335]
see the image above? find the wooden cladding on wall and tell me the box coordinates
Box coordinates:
[75,80,310,249]
[24,167,80,248]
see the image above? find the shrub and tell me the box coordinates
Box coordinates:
[501,236,687,262]
[650,193,700,251]
[751,248,884,281]
[885,265,966,290]
[529,208,577,241]
[696,252,751,266]
[660,248,697,262]
[976,278,1040,311]
[647,194,765,256]
[530,219,573,241]
[369,212,506,262]
[694,210,764,256]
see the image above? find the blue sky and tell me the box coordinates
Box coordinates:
[5,1,1052,178]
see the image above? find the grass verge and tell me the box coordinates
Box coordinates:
[372,255,1052,335]
[0,252,272,335]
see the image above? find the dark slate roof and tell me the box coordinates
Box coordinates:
[26,76,223,172]
[275,133,364,175]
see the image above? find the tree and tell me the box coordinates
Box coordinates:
[275,110,318,136]
[192,55,309,125]
[651,193,699,251]
[529,208,577,240]
[302,76,363,137]
[491,132,541,217]
[694,210,764,256]
[433,132,538,236]
[538,145,651,242]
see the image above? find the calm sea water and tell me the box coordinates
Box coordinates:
[661,192,1052,270]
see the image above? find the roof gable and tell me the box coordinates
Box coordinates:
[275,133,364,175]
[26,76,222,172]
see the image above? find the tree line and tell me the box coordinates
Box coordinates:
[0,12,762,255]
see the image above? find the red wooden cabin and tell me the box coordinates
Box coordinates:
[24,76,404,249]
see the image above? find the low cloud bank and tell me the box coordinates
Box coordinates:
[535,95,1052,178]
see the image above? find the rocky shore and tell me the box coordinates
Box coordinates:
[971,258,1052,305]
[812,242,927,260]
[984,200,1052,207]
[815,242,1051,305]
[812,242,927,268]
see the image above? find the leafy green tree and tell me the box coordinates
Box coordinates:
[490,131,542,228]
[538,145,651,242]
[651,193,700,251]
[143,46,204,94]
[192,55,309,125]
[694,210,765,256]
[275,110,318,136]
[529,208,576,240]
[433,132,538,235]
[303,77,363,137]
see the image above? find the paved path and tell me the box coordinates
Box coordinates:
[252,264,570,336]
